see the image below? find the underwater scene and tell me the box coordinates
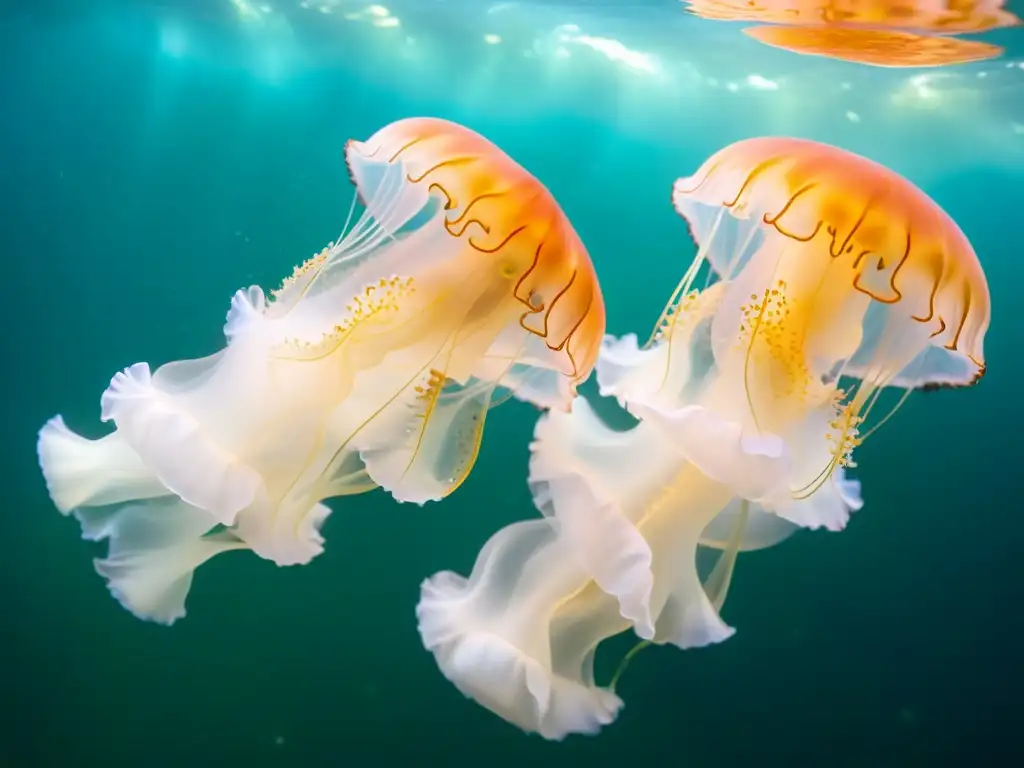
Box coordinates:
[2,0,1022,764]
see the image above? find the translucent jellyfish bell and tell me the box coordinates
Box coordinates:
[256,117,606,504]
[669,137,990,496]
[341,117,605,405]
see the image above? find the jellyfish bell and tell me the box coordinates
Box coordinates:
[742,25,1006,67]
[669,136,989,497]
[258,117,604,411]
[672,136,990,387]
[262,116,605,505]
[341,116,604,405]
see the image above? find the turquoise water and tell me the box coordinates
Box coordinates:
[2,1,1022,764]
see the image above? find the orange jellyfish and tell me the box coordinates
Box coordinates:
[669,136,989,496]
[36,117,606,623]
[742,25,1005,66]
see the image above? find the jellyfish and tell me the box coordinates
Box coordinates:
[591,139,989,537]
[550,137,987,620]
[37,116,604,622]
[742,25,1005,66]
[519,140,986,695]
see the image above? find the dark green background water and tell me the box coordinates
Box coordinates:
[2,1,1021,765]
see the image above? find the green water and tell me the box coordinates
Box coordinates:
[2,2,1021,765]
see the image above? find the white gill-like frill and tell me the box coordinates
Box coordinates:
[343,334,567,508]
[36,284,378,622]
[531,283,741,648]
[699,468,863,554]
[102,268,389,557]
[528,279,865,647]
[36,414,345,623]
[696,465,861,617]
[36,416,242,623]
[417,519,626,740]
[597,280,861,531]
[528,396,865,651]
[96,276,336,530]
